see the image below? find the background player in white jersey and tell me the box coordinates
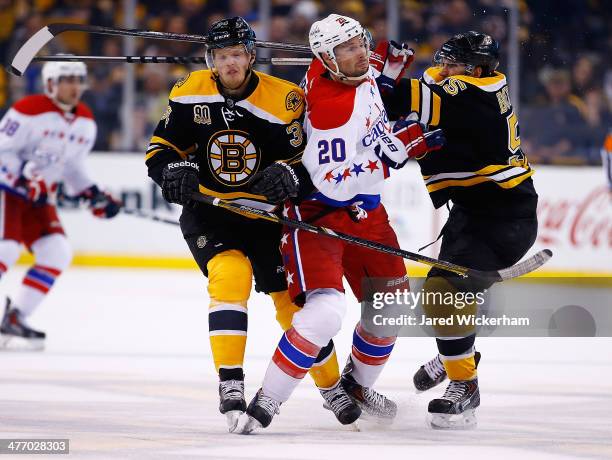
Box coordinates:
[0,61,121,349]
[239,14,444,433]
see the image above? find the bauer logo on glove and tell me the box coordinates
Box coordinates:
[393,117,445,160]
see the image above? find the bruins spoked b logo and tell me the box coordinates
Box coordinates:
[207,130,260,186]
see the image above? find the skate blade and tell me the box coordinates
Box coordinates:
[355,402,396,425]
[428,410,477,430]
[0,334,45,352]
[236,415,263,435]
[225,410,243,433]
[346,420,360,432]
[358,411,395,425]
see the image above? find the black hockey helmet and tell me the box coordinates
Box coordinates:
[433,31,500,76]
[206,16,256,52]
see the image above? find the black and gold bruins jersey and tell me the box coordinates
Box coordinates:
[384,67,537,217]
[145,69,305,211]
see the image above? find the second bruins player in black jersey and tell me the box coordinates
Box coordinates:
[145,17,360,431]
[374,32,538,429]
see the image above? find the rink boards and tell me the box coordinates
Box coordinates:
[15,153,612,276]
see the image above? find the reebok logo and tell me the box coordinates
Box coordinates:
[168,161,199,171]
[278,162,299,186]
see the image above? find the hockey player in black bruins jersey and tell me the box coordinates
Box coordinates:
[145,17,360,431]
[374,32,538,429]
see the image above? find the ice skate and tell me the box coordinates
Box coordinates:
[341,358,397,423]
[218,379,246,432]
[428,378,480,429]
[414,351,481,392]
[320,379,362,429]
[238,389,281,434]
[0,298,45,351]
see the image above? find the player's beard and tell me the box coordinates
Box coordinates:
[343,59,370,79]
[219,67,250,91]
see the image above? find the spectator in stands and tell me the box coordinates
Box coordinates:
[522,68,589,164]
[0,0,609,165]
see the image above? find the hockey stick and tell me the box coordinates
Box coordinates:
[120,207,179,226]
[191,192,553,281]
[9,23,311,76]
[32,55,312,66]
[55,189,179,226]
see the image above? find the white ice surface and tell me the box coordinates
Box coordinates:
[1,267,611,459]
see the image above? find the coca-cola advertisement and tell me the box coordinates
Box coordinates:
[533,167,611,273]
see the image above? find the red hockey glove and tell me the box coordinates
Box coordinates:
[370,40,415,94]
[78,185,122,218]
[392,117,445,160]
[14,174,48,205]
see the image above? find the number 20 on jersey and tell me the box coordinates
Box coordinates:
[318,138,346,164]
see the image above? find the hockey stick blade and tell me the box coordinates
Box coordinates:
[8,26,55,76]
[191,192,552,281]
[492,249,552,282]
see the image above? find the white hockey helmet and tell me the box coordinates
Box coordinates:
[308,14,370,80]
[41,60,88,105]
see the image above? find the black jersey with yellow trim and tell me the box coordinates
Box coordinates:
[145,69,306,211]
[383,66,537,217]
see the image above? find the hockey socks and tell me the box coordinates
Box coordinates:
[349,322,396,387]
[270,290,341,389]
[263,327,321,402]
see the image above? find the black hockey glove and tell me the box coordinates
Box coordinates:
[249,161,300,204]
[161,161,200,206]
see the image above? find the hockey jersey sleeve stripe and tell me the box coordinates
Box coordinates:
[419,84,432,125]
[430,92,441,126]
[408,79,441,126]
[410,79,420,112]
[148,136,196,159]
[425,167,533,192]
[144,148,163,161]
[423,164,519,182]
[282,150,305,166]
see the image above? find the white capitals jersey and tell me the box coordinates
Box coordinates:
[301,60,405,209]
[0,94,97,197]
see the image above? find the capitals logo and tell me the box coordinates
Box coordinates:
[207,130,260,186]
[362,110,390,147]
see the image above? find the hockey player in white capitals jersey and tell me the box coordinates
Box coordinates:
[238,14,445,433]
[0,61,121,349]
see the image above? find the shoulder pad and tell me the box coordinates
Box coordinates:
[13,94,61,116]
[307,78,356,130]
[169,70,219,101]
[246,72,305,123]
